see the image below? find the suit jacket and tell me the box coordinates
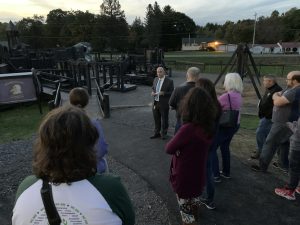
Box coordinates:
[152,76,174,109]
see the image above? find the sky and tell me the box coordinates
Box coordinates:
[0,0,298,26]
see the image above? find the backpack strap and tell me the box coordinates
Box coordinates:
[40,180,61,225]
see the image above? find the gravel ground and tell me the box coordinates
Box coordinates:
[0,137,170,225]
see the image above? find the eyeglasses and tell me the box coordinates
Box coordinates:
[286,79,292,81]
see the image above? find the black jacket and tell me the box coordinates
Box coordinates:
[169,81,195,118]
[258,83,282,119]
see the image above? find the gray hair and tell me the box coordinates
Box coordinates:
[187,67,201,79]
[224,73,243,93]
[263,74,277,82]
[157,66,166,72]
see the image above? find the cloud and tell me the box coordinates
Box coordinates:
[28,0,55,9]
[185,0,298,25]
[0,0,298,25]
[0,10,23,23]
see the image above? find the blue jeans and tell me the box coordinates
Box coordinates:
[288,151,300,189]
[212,124,240,177]
[204,136,219,201]
[174,118,182,134]
[256,118,272,154]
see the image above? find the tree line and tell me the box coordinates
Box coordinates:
[0,0,299,52]
[199,8,300,44]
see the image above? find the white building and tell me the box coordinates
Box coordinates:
[216,44,237,52]
[250,42,300,54]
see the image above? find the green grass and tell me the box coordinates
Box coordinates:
[0,102,48,144]
[240,114,259,130]
[166,60,300,77]
[95,51,300,76]
[0,100,259,144]
[165,51,300,76]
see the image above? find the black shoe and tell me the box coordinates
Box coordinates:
[214,176,222,183]
[200,198,216,210]
[272,162,288,173]
[251,164,266,172]
[150,134,161,139]
[251,152,260,159]
[220,171,231,179]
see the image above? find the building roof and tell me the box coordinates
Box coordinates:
[253,42,300,48]
[281,42,300,48]
[182,37,224,44]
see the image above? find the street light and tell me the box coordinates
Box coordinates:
[252,12,257,47]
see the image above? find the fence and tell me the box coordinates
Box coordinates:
[93,77,110,118]
[165,60,300,77]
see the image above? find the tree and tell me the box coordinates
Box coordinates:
[223,21,235,42]
[45,9,70,47]
[67,10,95,45]
[99,0,129,55]
[256,15,284,43]
[233,20,254,43]
[143,2,196,50]
[144,2,162,48]
[161,7,196,50]
[271,10,279,18]
[17,15,45,49]
[282,7,300,41]
[128,17,145,50]
[100,0,125,18]
[0,22,8,41]
[196,23,221,38]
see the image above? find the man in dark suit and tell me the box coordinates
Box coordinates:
[150,67,174,140]
[169,67,200,133]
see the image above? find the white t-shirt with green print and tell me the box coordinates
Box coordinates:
[12,174,135,225]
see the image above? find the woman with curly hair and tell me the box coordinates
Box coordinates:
[165,87,217,225]
[12,106,135,225]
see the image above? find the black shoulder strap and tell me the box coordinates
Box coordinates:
[227,93,232,110]
[40,180,62,225]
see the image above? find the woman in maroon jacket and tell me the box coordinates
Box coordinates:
[165,87,217,225]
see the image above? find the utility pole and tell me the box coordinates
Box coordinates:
[252,12,257,48]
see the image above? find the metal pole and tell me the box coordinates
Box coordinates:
[103,93,110,118]
[252,13,257,48]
